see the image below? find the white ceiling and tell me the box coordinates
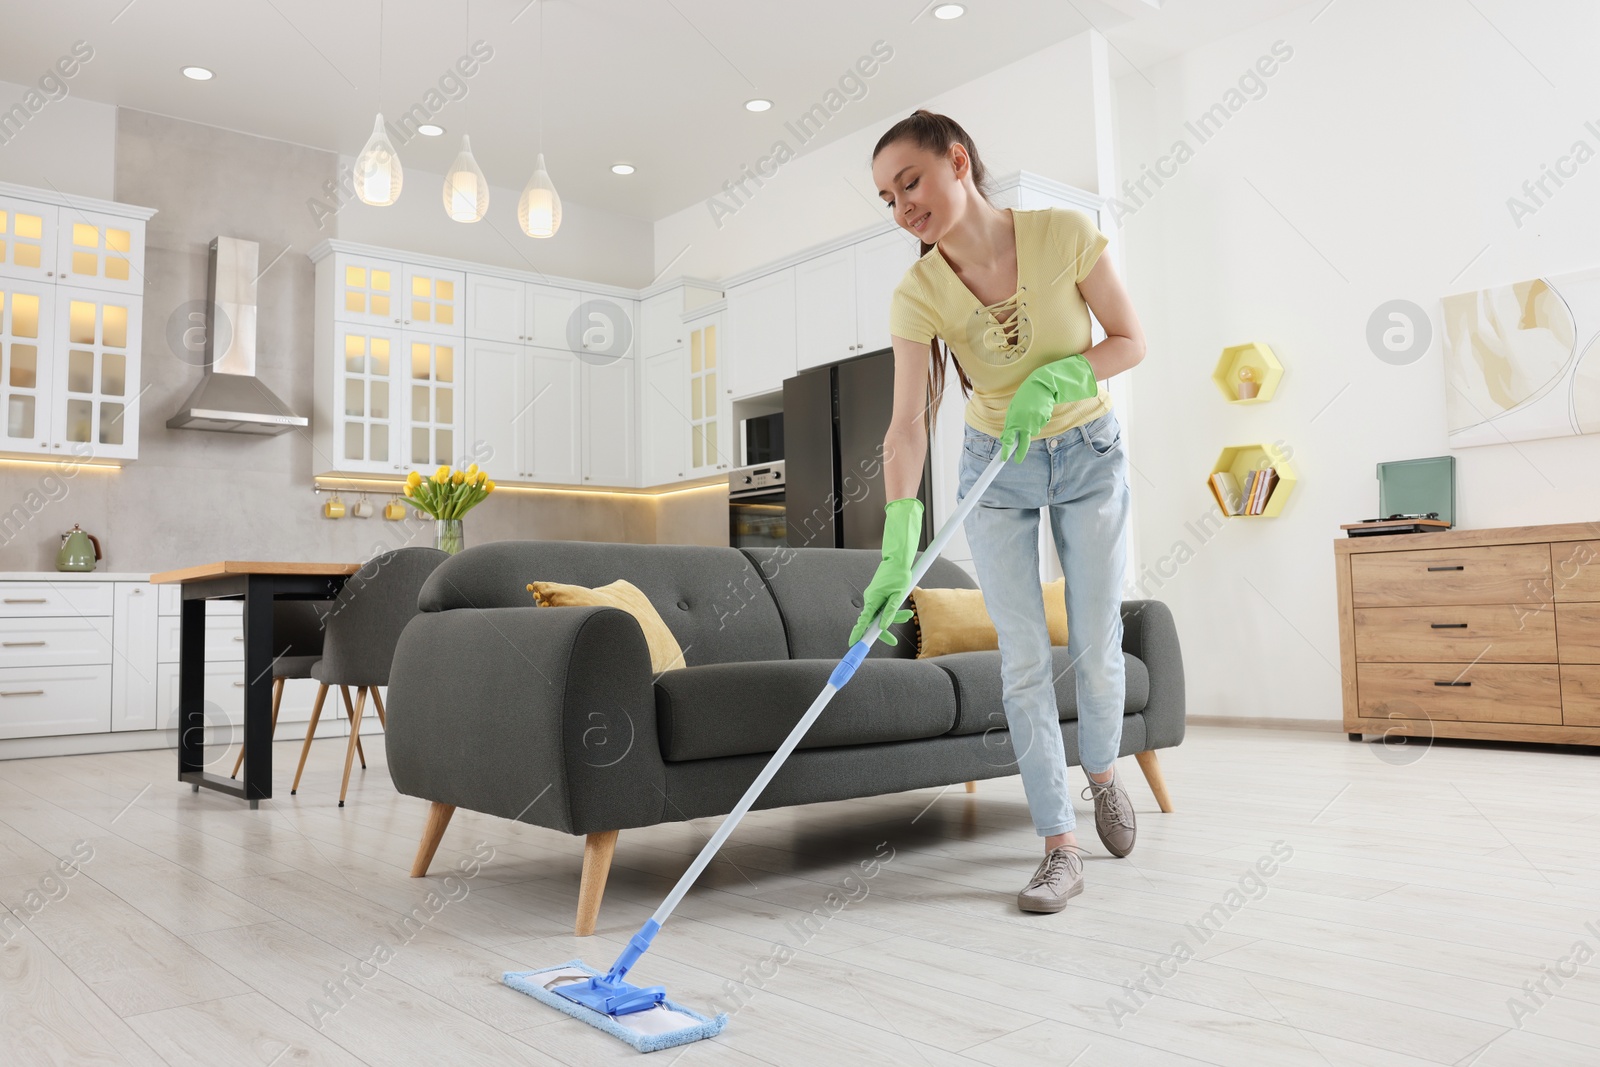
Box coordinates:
[0,0,1314,220]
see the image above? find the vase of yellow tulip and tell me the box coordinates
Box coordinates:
[402,464,495,555]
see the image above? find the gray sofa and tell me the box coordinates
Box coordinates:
[386,539,1185,933]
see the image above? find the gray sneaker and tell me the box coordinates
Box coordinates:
[1083,768,1136,858]
[1017,845,1086,913]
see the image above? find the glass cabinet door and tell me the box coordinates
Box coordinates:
[55,210,144,294]
[53,288,141,459]
[335,326,400,473]
[0,197,57,283]
[333,253,403,329]
[688,316,726,474]
[0,281,53,452]
[403,336,456,471]
[400,266,465,337]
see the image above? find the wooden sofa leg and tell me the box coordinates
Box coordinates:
[964,780,978,793]
[410,802,457,877]
[1134,750,1173,813]
[575,830,619,937]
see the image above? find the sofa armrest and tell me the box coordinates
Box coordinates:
[1121,599,1186,749]
[384,605,665,836]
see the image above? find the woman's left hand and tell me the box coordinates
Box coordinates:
[998,354,1098,462]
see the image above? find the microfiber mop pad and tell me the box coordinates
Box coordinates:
[504,960,727,1053]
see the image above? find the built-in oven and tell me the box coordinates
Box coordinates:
[728,460,785,549]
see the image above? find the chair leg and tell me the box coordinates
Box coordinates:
[1135,749,1173,813]
[410,802,456,877]
[342,687,367,769]
[231,676,286,779]
[575,830,619,937]
[337,686,366,808]
[368,686,387,729]
[964,780,977,793]
[291,684,329,795]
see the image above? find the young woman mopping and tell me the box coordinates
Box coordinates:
[854,110,1147,913]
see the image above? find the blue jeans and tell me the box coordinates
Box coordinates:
[957,410,1131,836]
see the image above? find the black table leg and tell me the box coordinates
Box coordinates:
[240,575,275,809]
[177,596,206,784]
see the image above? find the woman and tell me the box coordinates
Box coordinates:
[852,110,1147,913]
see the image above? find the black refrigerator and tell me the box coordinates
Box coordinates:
[782,348,934,551]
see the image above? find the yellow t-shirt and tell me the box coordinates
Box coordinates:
[889,207,1111,440]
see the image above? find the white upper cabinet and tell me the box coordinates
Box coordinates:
[322,320,460,476]
[528,286,581,350]
[726,267,796,401]
[580,355,635,486]
[0,196,57,282]
[794,247,857,371]
[399,265,465,336]
[332,252,403,329]
[641,347,687,484]
[56,210,146,295]
[464,338,525,478]
[464,275,524,343]
[640,289,685,359]
[685,310,732,476]
[0,279,55,454]
[528,347,581,484]
[54,287,141,460]
[853,228,918,354]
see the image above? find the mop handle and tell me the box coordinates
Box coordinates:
[639,446,1013,936]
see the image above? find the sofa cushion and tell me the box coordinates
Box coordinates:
[932,649,1151,735]
[529,577,686,673]
[911,577,1069,657]
[739,546,978,662]
[655,658,958,761]
[418,540,789,667]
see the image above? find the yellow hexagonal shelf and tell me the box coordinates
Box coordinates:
[1208,443,1297,518]
[1212,342,1283,404]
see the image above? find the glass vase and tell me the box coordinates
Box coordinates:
[434,518,464,555]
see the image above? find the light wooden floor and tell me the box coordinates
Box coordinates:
[1,725,1598,1066]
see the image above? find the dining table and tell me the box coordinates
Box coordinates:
[149,561,361,809]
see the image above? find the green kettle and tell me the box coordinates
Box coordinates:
[57,524,102,572]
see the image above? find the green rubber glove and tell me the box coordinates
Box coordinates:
[849,496,924,646]
[998,354,1099,463]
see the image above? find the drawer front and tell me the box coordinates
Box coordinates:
[0,616,114,668]
[0,664,111,739]
[156,660,245,731]
[1357,662,1562,724]
[1551,540,1600,602]
[1352,604,1556,663]
[156,615,245,663]
[1557,603,1600,663]
[1350,544,1552,607]
[0,581,114,617]
[1561,665,1600,726]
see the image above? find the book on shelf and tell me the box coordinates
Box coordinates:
[1247,467,1278,515]
[1209,471,1243,515]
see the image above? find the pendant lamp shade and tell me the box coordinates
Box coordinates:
[517,153,561,238]
[354,113,403,206]
[443,135,489,222]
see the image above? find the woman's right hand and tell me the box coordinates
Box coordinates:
[849,496,924,646]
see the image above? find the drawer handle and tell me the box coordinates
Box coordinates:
[1434,680,1472,686]
[232,635,245,642]
[1426,565,1464,572]
[233,681,246,686]
[2,640,46,646]
[3,598,47,604]
[1429,623,1468,629]
[0,689,44,697]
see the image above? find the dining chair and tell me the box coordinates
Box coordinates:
[290,546,449,805]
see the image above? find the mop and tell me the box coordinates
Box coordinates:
[504,445,1014,1052]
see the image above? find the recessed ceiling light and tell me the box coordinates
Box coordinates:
[417,123,445,136]
[744,98,772,112]
[181,66,214,80]
[611,163,635,175]
[932,3,966,18]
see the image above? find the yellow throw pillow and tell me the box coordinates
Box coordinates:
[909,578,1069,658]
[527,578,687,673]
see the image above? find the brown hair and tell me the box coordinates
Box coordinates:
[872,109,993,438]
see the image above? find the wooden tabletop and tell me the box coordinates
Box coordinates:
[149,561,363,585]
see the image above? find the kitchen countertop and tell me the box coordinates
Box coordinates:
[0,571,152,581]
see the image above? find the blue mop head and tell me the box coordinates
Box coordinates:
[503,960,728,1053]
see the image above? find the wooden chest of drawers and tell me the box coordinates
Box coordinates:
[1335,522,1600,745]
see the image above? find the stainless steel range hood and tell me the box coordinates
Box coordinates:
[166,235,308,435]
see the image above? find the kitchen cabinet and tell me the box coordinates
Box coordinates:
[726,267,796,400]
[464,273,634,354]
[685,308,732,477]
[641,346,688,483]
[462,340,582,484]
[530,347,582,483]
[53,287,142,460]
[580,355,636,486]
[0,278,54,453]
[794,229,917,372]
[331,252,403,330]
[0,195,56,282]
[640,289,686,358]
[324,323,458,476]
[55,209,146,296]
[111,582,157,732]
[400,265,465,337]
[853,228,918,354]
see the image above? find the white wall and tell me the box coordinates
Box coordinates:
[653,32,1105,281]
[1113,0,1600,722]
[0,77,117,199]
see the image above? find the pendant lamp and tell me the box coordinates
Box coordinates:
[355,114,403,206]
[444,135,489,222]
[518,153,561,238]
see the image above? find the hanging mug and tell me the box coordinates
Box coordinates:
[384,496,406,520]
[323,494,346,519]
[352,494,374,519]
